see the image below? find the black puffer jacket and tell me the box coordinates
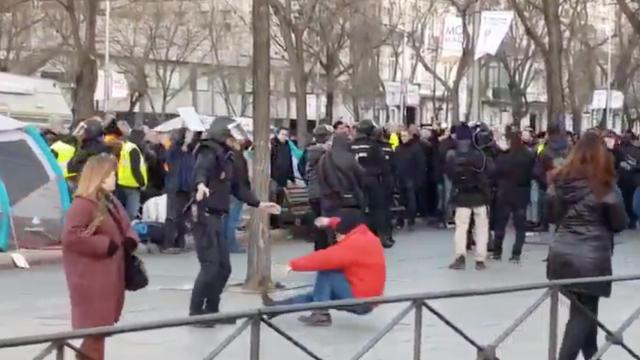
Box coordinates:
[546,177,628,297]
[495,147,535,208]
[395,138,427,186]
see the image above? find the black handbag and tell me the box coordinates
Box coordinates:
[124,251,148,291]
[106,200,149,291]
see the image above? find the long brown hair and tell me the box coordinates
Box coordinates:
[74,154,118,233]
[554,132,615,199]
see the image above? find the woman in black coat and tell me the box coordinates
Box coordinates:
[546,132,628,360]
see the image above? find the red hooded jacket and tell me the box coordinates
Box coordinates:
[289,224,386,298]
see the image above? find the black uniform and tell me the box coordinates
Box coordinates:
[379,138,396,243]
[351,133,392,247]
[190,123,260,318]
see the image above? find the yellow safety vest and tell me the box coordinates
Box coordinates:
[50,141,76,179]
[389,133,400,150]
[117,141,148,188]
[536,143,545,155]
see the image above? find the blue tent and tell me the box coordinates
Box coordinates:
[0,116,70,251]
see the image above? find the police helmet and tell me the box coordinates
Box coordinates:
[355,119,376,137]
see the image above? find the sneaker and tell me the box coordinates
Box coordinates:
[381,238,394,249]
[509,255,521,264]
[491,253,502,261]
[448,256,466,270]
[298,311,332,327]
[475,261,487,271]
[261,293,276,307]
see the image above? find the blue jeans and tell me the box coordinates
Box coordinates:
[277,271,372,315]
[633,187,640,221]
[116,187,141,220]
[223,197,244,252]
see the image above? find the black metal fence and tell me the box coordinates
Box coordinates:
[2,275,640,360]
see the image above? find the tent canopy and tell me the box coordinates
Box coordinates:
[0,116,70,251]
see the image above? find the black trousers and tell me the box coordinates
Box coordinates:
[309,199,331,251]
[366,179,390,239]
[189,213,231,315]
[398,181,417,226]
[493,200,527,257]
[559,292,599,360]
[620,182,637,228]
[163,191,191,249]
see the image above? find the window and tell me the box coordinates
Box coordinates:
[197,76,209,91]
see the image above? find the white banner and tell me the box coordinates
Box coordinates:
[475,11,514,60]
[94,70,129,101]
[440,15,463,60]
[177,107,206,132]
[591,89,624,110]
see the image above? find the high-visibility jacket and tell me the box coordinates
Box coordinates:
[536,142,545,155]
[117,141,148,188]
[389,133,400,150]
[50,141,76,178]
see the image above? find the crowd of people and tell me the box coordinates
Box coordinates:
[43,112,634,360]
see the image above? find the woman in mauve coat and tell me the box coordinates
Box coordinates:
[546,132,628,360]
[62,154,138,360]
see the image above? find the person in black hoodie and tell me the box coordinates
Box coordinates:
[492,131,535,262]
[395,129,426,230]
[190,117,280,324]
[546,132,627,360]
[318,133,366,216]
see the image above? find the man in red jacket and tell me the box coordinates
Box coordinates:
[262,210,386,326]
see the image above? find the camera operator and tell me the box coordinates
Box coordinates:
[446,123,494,271]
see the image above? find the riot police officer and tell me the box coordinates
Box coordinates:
[351,120,394,248]
[374,127,396,246]
[191,117,280,326]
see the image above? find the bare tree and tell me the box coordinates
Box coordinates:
[510,0,565,129]
[0,0,61,74]
[495,19,541,127]
[110,1,209,121]
[270,0,321,145]
[444,0,477,124]
[48,0,99,124]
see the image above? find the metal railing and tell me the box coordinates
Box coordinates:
[2,274,640,360]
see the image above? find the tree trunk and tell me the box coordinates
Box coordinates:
[544,0,565,129]
[294,75,308,147]
[325,71,335,123]
[245,0,272,292]
[450,81,461,125]
[72,0,99,124]
[73,51,98,123]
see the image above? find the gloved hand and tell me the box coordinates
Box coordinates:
[107,240,119,257]
[124,237,137,253]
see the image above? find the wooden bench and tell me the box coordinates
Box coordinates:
[280,186,312,224]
